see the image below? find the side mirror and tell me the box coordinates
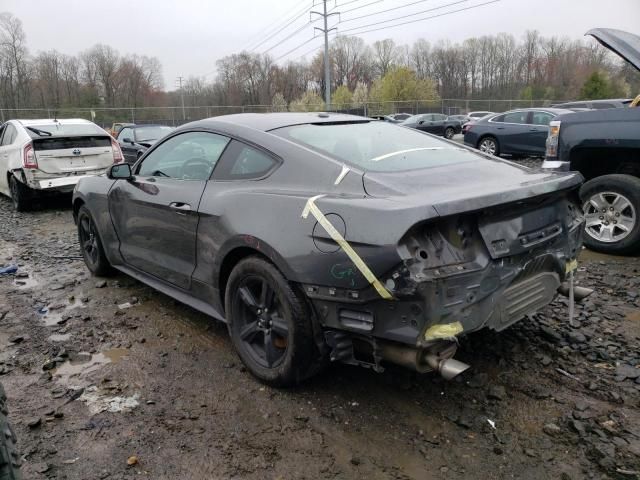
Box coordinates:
[418,120,425,125]
[107,163,132,180]
[122,137,134,144]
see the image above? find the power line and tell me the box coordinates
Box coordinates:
[243,0,310,51]
[336,0,499,36]
[274,36,319,61]
[262,17,323,54]
[295,42,325,61]
[250,2,314,52]
[340,0,433,23]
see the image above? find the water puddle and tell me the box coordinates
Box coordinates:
[48,333,71,342]
[38,298,85,326]
[53,348,129,385]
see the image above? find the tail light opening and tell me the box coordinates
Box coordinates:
[23,142,37,169]
[111,138,124,163]
[545,120,561,158]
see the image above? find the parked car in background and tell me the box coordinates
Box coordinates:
[447,114,467,123]
[543,27,640,255]
[107,122,134,138]
[551,98,632,110]
[401,113,462,139]
[464,108,572,157]
[0,118,123,211]
[465,111,494,122]
[117,124,174,163]
[73,112,583,386]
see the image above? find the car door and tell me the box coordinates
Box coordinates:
[430,114,447,135]
[527,111,554,155]
[415,114,435,133]
[108,130,230,290]
[0,123,19,195]
[118,127,137,164]
[492,111,530,154]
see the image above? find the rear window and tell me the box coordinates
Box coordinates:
[26,123,105,137]
[272,121,476,172]
[33,136,111,151]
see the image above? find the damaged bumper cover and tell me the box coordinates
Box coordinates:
[304,193,584,371]
[16,168,109,191]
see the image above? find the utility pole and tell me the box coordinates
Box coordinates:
[176,76,186,121]
[311,0,338,110]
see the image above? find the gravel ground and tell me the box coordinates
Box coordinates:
[0,161,639,479]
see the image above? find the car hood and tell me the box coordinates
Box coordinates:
[586,28,640,71]
[363,156,583,216]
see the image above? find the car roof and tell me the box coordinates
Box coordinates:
[130,124,172,129]
[16,118,95,126]
[185,112,369,132]
[497,108,573,115]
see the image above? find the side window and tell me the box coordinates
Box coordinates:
[420,114,432,122]
[137,131,230,180]
[502,111,528,124]
[592,103,615,110]
[214,140,278,180]
[531,112,554,126]
[0,124,16,146]
[433,114,446,121]
[490,114,505,123]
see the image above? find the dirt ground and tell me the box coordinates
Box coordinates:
[1,169,639,479]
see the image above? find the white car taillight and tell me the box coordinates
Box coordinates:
[545,120,561,158]
[111,138,124,163]
[23,142,37,168]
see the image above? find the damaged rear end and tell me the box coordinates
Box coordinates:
[315,162,584,378]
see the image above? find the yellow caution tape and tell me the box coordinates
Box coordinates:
[302,195,393,300]
[424,321,464,341]
[565,258,578,274]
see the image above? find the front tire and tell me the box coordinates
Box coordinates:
[444,127,455,139]
[580,174,640,255]
[77,206,113,276]
[478,136,500,156]
[8,176,32,212]
[0,382,21,480]
[225,256,319,387]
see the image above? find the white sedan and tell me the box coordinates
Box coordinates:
[0,118,123,211]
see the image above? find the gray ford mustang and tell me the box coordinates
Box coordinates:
[72,112,584,386]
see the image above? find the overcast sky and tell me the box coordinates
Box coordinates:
[3,0,639,90]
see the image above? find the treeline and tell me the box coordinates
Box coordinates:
[2,10,637,115]
[0,12,164,111]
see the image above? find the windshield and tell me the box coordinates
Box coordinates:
[134,126,173,141]
[272,121,476,172]
[27,123,104,136]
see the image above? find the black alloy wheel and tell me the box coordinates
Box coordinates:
[77,206,112,276]
[226,256,321,386]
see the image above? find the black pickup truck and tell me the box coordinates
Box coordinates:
[543,28,640,255]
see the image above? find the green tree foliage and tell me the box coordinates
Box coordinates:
[371,67,439,103]
[271,92,288,112]
[289,91,325,112]
[579,71,613,100]
[332,85,352,110]
[351,82,369,107]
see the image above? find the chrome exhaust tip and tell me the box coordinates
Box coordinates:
[438,358,471,380]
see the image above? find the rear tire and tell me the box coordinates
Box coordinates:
[225,256,320,387]
[478,136,500,156]
[8,176,32,212]
[580,175,640,255]
[0,383,21,480]
[444,127,455,139]
[77,206,113,276]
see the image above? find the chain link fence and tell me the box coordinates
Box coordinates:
[0,99,566,128]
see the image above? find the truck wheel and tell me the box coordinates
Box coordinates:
[444,127,455,139]
[478,136,500,156]
[225,256,320,387]
[580,174,640,255]
[77,206,113,276]
[8,176,32,212]
[0,382,21,480]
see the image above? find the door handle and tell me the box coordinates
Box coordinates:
[169,202,191,214]
[497,127,505,130]
[529,128,539,131]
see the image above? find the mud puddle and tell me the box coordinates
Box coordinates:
[38,297,85,326]
[53,348,129,386]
